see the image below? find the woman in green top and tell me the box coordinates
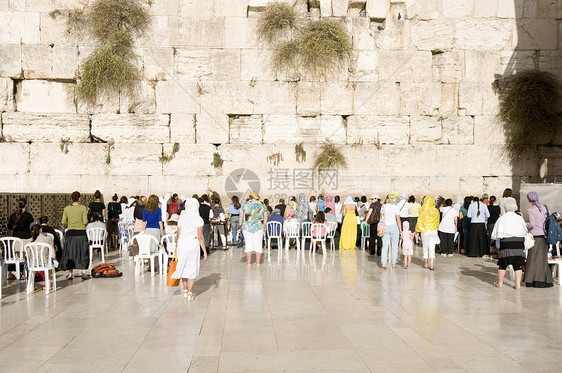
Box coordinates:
[61,191,89,280]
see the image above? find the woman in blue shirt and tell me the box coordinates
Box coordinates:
[227,196,241,245]
[143,194,163,252]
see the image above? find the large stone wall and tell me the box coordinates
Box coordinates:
[1,0,561,201]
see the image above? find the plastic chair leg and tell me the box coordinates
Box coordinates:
[150,258,155,277]
[52,269,56,292]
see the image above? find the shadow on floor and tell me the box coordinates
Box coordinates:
[460,264,497,284]
[194,273,222,295]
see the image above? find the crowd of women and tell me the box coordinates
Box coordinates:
[3,187,556,297]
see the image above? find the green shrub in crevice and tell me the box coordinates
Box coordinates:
[313,141,347,170]
[55,0,151,105]
[498,70,561,157]
[212,152,224,169]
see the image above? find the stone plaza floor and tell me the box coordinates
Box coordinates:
[0,246,561,372]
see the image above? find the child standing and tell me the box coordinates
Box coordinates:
[402,221,414,269]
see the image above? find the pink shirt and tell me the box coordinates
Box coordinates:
[401,229,413,250]
[526,205,547,236]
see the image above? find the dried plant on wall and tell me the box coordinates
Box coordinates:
[258,1,353,78]
[498,70,561,157]
[267,152,284,167]
[160,142,180,164]
[53,0,151,105]
[212,152,224,169]
[60,138,73,154]
[295,142,306,163]
[313,141,347,170]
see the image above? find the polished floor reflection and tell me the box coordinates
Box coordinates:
[1,246,561,372]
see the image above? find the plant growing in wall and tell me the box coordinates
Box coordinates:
[498,70,561,157]
[212,152,224,169]
[313,141,347,170]
[295,142,306,163]
[267,152,284,167]
[60,138,73,154]
[56,0,151,105]
[258,2,353,78]
[159,142,180,164]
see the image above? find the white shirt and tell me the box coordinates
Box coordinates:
[491,211,527,239]
[382,204,400,226]
[438,206,457,234]
[397,200,411,218]
[334,202,342,217]
[178,213,203,240]
[467,201,489,223]
[308,202,316,216]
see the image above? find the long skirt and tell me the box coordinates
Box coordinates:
[61,233,89,270]
[339,211,357,250]
[524,236,553,288]
[172,237,200,279]
[468,223,488,257]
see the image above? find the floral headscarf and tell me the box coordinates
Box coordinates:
[415,196,440,232]
[295,193,309,222]
[285,200,297,219]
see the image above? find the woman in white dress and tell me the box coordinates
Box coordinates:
[172,198,208,300]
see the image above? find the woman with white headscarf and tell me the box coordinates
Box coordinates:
[339,196,358,250]
[295,193,309,222]
[172,198,208,300]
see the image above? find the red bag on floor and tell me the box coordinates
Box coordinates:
[166,254,179,287]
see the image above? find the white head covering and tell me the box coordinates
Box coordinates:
[344,196,356,205]
[182,198,200,216]
[456,196,463,205]
[127,197,136,207]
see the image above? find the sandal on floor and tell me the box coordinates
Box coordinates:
[429,267,434,271]
[81,273,88,280]
[493,282,502,288]
[382,265,388,270]
[422,264,429,269]
[513,285,520,290]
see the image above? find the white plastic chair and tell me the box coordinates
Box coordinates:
[118,221,127,254]
[133,233,161,277]
[127,225,135,259]
[266,221,283,255]
[25,242,56,295]
[160,234,177,277]
[360,222,370,251]
[310,223,327,255]
[284,221,301,251]
[87,228,107,268]
[301,222,313,251]
[548,242,561,285]
[327,221,337,251]
[1,237,25,282]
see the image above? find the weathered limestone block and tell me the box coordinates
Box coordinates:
[459,176,484,196]
[400,82,440,116]
[354,82,401,116]
[391,176,430,196]
[442,0,473,18]
[489,145,538,177]
[200,81,255,115]
[378,51,432,82]
[436,145,491,177]
[91,114,170,143]
[148,175,209,196]
[320,0,332,17]
[240,49,271,81]
[367,0,389,18]
[499,51,536,76]
[0,143,29,175]
[538,51,562,78]
[39,12,85,46]
[428,176,461,197]
[483,176,516,198]
[146,0,180,16]
[351,18,374,51]
[321,116,346,144]
[22,44,52,79]
[337,175,391,197]
[215,0,252,17]
[53,46,78,79]
[168,17,225,48]
[109,143,161,176]
[170,114,196,144]
[2,113,90,143]
[332,0,349,16]
[155,80,201,114]
[458,83,483,116]
[320,82,353,115]
[179,0,215,16]
[472,0,514,18]
[225,17,259,49]
[347,116,410,145]
[410,20,454,51]
[474,116,506,144]
[465,51,503,82]
[255,81,297,115]
[16,80,76,113]
[410,116,442,144]
[174,49,212,80]
[140,16,169,47]
[405,0,441,20]
[373,5,410,51]
[162,144,216,176]
[196,112,229,144]
[262,115,298,143]
[514,19,557,50]
[432,51,463,83]
[143,47,173,81]
[9,175,81,193]
[455,19,512,50]
[29,143,108,175]
[297,82,321,116]
[440,83,458,116]
[380,145,436,175]
[81,175,149,197]
[0,11,40,43]
[119,81,157,114]
[219,144,279,179]
[213,49,241,81]
[353,50,379,82]
[482,85,499,116]
[229,115,263,144]
[0,77,13,111]
[0,43,21,77]
[26,0,59,12]
[441,116,474,145]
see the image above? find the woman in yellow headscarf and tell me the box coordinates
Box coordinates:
[415,196,440,270]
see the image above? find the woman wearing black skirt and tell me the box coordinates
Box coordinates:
[61,191,89,280]
[467,197,490,257]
